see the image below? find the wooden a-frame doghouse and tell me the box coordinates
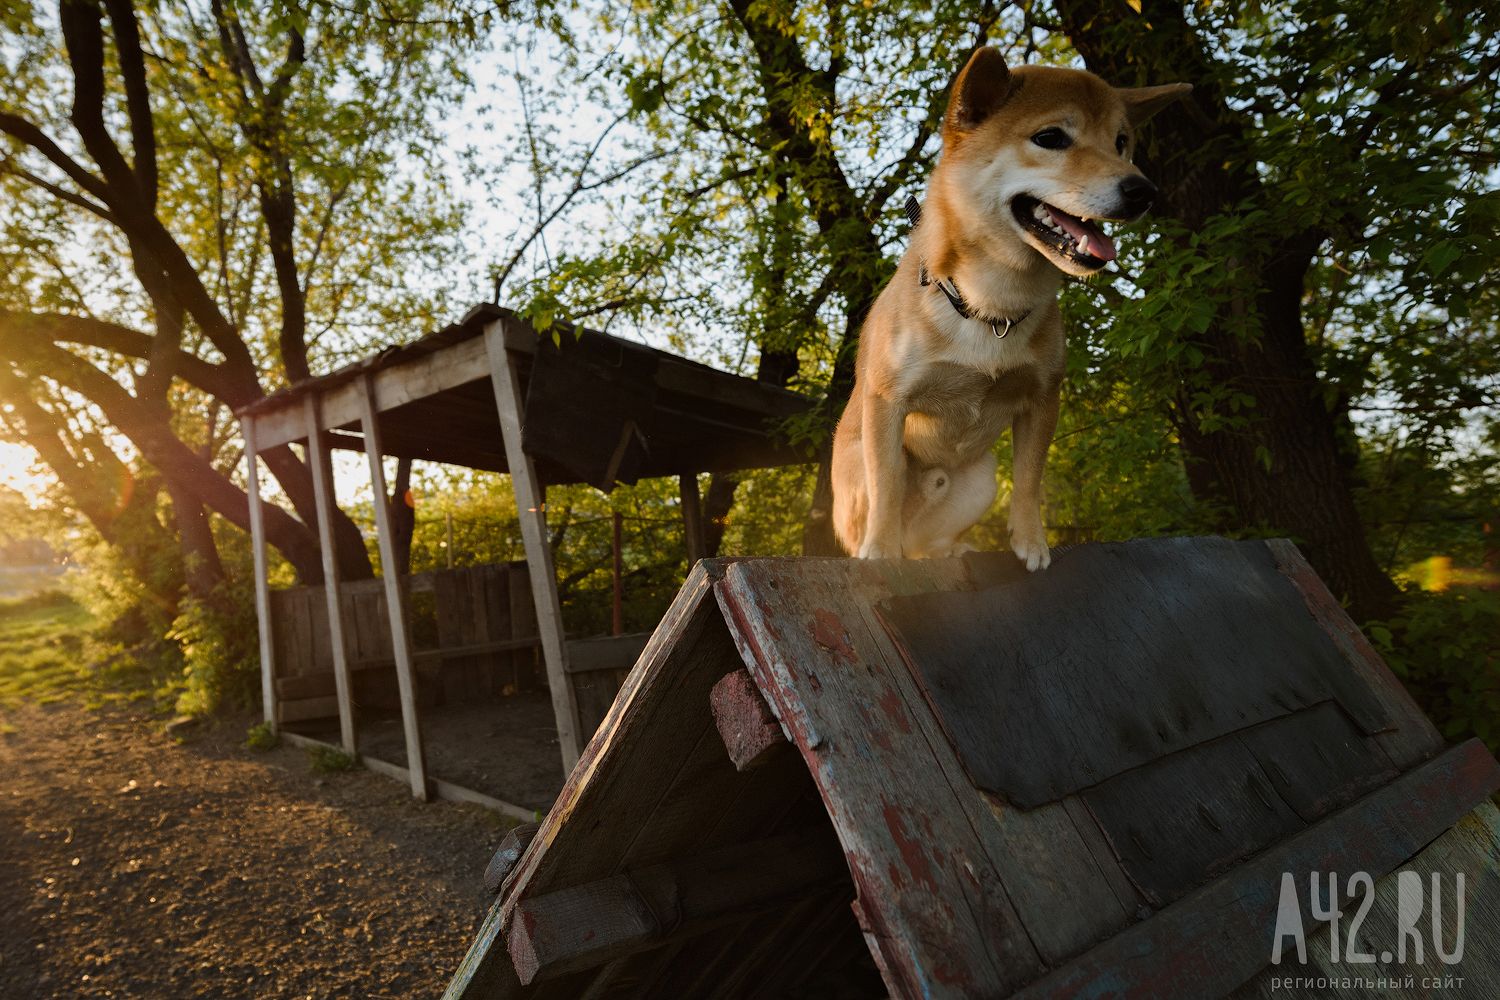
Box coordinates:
[446,537,1500,998]
[236,304,809,816]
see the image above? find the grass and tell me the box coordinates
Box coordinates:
[307,744,358,773]
[0,589,164,711]
[0,590,94,708]
[245,720,280,752]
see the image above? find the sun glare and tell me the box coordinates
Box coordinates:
[0,441,49,503]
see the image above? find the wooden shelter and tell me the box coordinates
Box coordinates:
[445,537,1500,998]
[236,304,809,815]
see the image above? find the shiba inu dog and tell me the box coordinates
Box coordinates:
[831,48,1189,568]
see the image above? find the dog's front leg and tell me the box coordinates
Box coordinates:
[858,389,908,559]
[1009,386,1059,571]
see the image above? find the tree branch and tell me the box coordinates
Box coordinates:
[0,111,110,201]
[0,309,252,405]
[0,156,115,221]
[102,0,158,207]
[4,338,322,576]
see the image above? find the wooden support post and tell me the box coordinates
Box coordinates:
[710,668,788,771]
[304,395,357,755]
[358,376,428,800]
[242,417,277,731]
[507,828,848,984]
[484,321,582,772]
[680,473,707,565]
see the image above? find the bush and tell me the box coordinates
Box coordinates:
[169,574,261,717]
[1369,587,1500,750]
[245,721,279,752]
[307,744,357,772]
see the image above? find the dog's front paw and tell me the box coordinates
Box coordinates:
[857,538,903,560]
[1009,523,1051,572]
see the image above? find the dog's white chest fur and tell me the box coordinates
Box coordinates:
[892,315,1032,395]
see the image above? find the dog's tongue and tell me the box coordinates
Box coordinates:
[1049,205,1117,262]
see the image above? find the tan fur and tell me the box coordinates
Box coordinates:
[831,50,1189,568]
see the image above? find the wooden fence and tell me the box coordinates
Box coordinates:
[271,563,541,726]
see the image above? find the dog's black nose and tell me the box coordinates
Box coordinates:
[1118,175,1158,215]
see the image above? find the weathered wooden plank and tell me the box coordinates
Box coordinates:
[654,354,809,421]
[1267,538,1444,770]
[485,319,581,771]
[274,672,337,700]
[250,332,494,450]
[483,564,512,696]
[242,418,277,730]
[709,668,788,772]
[880,538,1391,808]
[408,638,541,662]
[305,395,358,754]
[485,823,543,896]
[1077,704,1397,911]
[442,899,527,1000]
[1015,739,1500,1000]
[496,563,725,926]
[716,559,1042,998]
[521,330,658,490]
[563,633,651,675]
[1238,700,1398,822]
[480,568,815,993]
[1231,800,1500,999]
[568,707,835,999]
[359,375,428,801]
[680,473,706,566]
[433,567,468,701]
[1061,794,1150,919]
[269,589,301,680]
[1082,728,1307,907]
[598,715,744,875]
[277,731,538,823]
[276,695,340,724]
[570,668,627,746]
[509,561,539,690]
[870,556,1139,968]
[508,828,848,984]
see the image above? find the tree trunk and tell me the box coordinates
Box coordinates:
[390,455,415,576]
[1055,0,1400,620]
[259,444,374,581]
[166,476,226,600]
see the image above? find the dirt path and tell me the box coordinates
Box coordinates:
[0,702,510,999]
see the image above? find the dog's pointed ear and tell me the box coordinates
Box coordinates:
[1117,83,1193,126]
[944,47,1013,138]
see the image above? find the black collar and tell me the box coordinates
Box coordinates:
[906,195,1031,339]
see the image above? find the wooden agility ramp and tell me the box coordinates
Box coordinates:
[445,537,1500,999]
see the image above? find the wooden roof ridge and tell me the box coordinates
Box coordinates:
[445,538,1500,999]
[234,302,807,419]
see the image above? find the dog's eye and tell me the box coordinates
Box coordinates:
[1031,128,1071,150]
[1116,133,1129,155]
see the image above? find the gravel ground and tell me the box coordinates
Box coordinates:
[0,702,512,999]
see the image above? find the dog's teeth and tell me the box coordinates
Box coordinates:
[1032,204,1046,220]
[1078,235,1091,255]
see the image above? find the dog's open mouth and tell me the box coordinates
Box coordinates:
[1011,195,1116,269]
